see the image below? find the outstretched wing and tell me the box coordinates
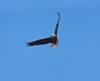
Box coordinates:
[27,37,51,46]
[54,12,61,36]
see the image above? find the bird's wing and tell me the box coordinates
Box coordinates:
[54,12,61,36]
[27,37,51,46]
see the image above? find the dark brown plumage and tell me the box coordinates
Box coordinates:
[26,12,61,47]
[27,37,51,46]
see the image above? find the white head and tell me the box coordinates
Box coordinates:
[51,33,56,38]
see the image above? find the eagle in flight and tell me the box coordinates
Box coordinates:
[26,12,61,47]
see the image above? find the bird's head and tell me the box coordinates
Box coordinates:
[51,33,56,38]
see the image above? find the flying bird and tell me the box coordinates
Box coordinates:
[26,12,61,47]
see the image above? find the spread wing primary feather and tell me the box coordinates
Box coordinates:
[27,37,51,46]
[54,12,61,36]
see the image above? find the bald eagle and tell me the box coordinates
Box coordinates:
[26,12,61,47]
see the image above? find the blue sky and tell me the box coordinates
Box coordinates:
[0,0,100,81]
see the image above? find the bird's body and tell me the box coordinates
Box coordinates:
[26,12,61,48]
[50,34,58,47]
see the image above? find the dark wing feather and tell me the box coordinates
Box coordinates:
[54,12,61,36]
[27,37,51,46]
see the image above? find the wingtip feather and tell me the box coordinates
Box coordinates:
[57,12,61,17]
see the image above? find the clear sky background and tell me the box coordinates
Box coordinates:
[0,0,100,81]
